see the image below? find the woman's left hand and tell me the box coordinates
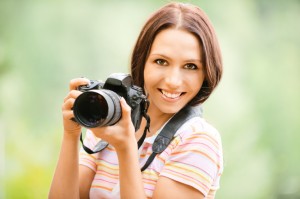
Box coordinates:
[88,97,136,151]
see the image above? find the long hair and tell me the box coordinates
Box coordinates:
[131,2,223,105]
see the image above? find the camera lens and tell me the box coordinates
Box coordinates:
[73,90,121,128]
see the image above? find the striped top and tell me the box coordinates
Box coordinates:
[79,117,223,198]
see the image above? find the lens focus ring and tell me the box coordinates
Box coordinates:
[73,89,121,128]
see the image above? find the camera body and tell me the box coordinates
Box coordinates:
[73,73,148,131]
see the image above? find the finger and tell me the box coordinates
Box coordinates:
[69,78,90,91]
[62,98,75,111]
[62,110,75,120]
[63,90,83,102]
[120,97,131,118]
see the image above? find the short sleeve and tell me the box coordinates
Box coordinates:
[159,121,223,197]
[79,130,100,173]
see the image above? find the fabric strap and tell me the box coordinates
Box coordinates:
[79,104,202,172]
[140,105,202,171]
[79,99,150,154]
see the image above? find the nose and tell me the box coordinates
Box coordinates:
[164,67,182,89]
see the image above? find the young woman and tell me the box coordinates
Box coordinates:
[49,2,223,199]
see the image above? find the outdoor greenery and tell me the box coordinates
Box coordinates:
[0,0,299,198]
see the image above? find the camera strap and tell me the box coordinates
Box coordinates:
[79,99,150,154]
[80,133,109,154]
[137,99,151,149]
[79,104,203,172]
[140,105,202,172]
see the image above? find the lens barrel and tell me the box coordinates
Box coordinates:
[73,90,121,128]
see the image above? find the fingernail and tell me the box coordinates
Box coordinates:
[120,97,128,105]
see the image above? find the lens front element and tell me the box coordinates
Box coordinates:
[73,90,121,128]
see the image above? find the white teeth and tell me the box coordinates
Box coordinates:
[161,90,181,99]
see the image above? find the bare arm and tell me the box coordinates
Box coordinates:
[79,165,96,199]
[89,98,205,199]
[48,133,80,199]
[49,78,93,199]
[49,137,95,199]
[113,102,206,199]
[90,98,147,199]
[153,177,205,199]
[117,140,146,199]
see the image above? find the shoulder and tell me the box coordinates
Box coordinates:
[160,117,223,196]
[175,116,222,146]
[173,117,223,169]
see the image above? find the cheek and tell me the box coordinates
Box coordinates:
[144,62,152,76]
[143,64,153,91]
[190,75,204,94]
[143,72,154,90]
[196,76,204,89]
[143,65,148,85]
[143,63,155,83]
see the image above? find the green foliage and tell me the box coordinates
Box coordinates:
[0,0,299,198]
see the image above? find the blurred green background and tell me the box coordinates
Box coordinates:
[0,0,299,198]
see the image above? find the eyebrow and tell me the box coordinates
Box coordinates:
[150,53,203,63]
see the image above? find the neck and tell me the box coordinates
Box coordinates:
[136,105,174,140]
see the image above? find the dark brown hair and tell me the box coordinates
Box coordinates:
[131,2,223,105]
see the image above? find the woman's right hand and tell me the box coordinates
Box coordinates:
[62,78,90,137]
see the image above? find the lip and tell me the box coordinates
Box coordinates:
[159,89,185,102]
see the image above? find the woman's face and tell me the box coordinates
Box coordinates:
[144,28,204,115]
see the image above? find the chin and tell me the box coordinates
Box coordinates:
[159,105,184,115]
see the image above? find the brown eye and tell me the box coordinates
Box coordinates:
[184,63,198,70]
[155,59,168,66]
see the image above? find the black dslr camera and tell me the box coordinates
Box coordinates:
[73,73,148,131]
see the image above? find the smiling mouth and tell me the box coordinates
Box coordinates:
[160,89,185,99]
